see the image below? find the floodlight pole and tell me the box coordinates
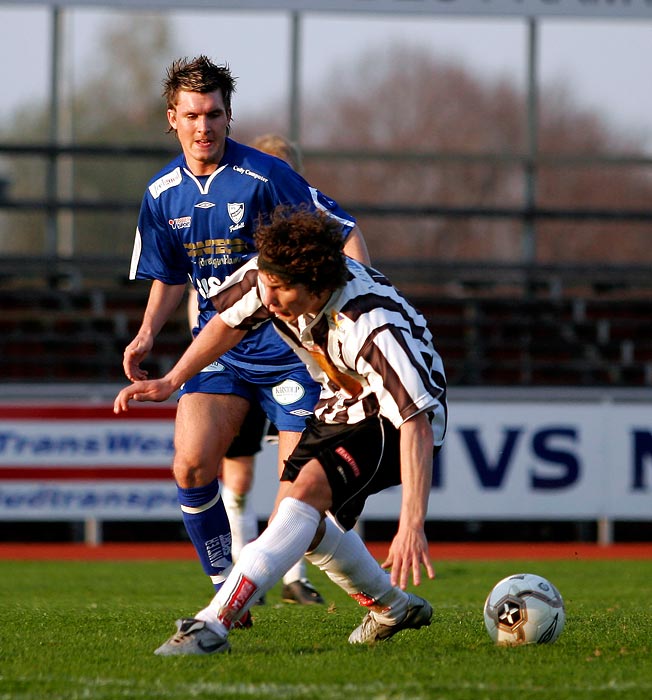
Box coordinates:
[289,11,302,147]
[523,16,539,264]
[46,6,62,259]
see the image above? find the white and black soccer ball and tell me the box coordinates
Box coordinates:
[483,573,566,645]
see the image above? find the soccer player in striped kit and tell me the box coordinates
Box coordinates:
[115,206,447,654]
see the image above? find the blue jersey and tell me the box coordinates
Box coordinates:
[129,138,356,371]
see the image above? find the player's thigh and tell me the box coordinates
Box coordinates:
[269,459,331,522]
[173,392,250,485]
[286,458,333,515]
[225,400,267,459]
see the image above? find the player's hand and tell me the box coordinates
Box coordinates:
[113,378,175,414]
[382,525,435,590]
[123,334,154,382]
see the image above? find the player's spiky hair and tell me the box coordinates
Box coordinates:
[163,55,237,114]
[255,205,348,296]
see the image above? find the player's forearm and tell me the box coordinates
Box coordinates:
[139,281,187,338]
[398,412,433,529]
[164,314,246,389]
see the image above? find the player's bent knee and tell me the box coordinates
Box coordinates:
[172,460,218,489]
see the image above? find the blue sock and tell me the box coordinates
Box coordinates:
[177,479,232,592]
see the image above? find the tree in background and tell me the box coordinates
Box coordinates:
[300,44,652,264]
[0,15,173,257]
[1,28,651,265]
[66,15,174,256]
[535,83,652,263]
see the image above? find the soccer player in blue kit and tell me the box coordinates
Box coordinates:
[123,56,370,612]
[185,132,325,605]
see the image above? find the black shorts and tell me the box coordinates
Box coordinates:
[281,414,403,531]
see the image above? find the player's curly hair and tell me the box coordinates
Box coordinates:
[254,206,348,296]
[163,55,237,118]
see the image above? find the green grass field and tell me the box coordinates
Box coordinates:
[1,556,651,700]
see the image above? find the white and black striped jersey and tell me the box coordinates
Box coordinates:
[211,257,447,444]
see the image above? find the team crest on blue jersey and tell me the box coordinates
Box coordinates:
[227,202,245,225]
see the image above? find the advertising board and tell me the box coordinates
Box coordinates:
[1,399,650,527]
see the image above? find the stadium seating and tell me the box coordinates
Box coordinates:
[1,257,651,386]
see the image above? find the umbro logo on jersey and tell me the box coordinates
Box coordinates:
[228,202,245,225]
[195,201,215,209]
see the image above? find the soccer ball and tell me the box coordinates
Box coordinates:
[483,573,566,645]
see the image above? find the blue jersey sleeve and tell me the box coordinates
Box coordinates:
[266,161,356,238]
[130,190,191,285]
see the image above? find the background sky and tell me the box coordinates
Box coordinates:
[1,6,651,150]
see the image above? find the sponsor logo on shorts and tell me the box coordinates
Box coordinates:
[272,379,305,405]
[335,446,360,477]
[290,408,313,417]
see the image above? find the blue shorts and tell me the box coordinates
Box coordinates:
[178,358,319,433]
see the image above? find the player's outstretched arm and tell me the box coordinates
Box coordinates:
[123,281,187,382]
[114,377,177,412]
[114,314,246,414]
[382,411,436,589]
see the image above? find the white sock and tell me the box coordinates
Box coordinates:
[221,484,258,561]
[196,497,321,631]
[282,557,307,585]
[306,517,408,618]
